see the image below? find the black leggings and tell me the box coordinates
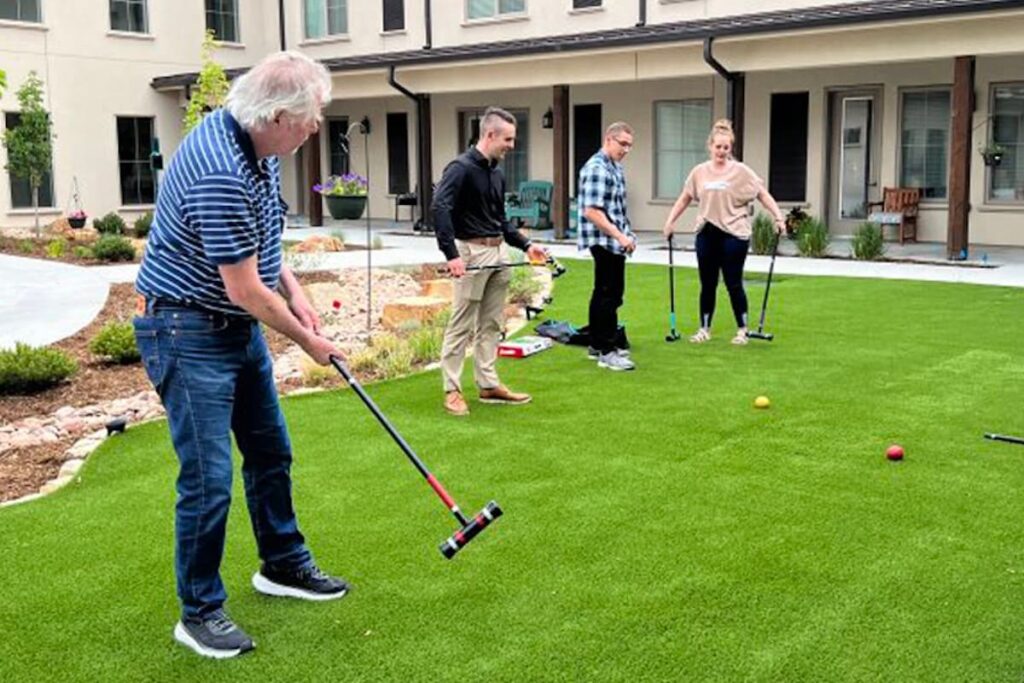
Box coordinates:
[695,222,749,329]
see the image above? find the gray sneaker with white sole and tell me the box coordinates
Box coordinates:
[597,350,636,371]
[174,609,255,659]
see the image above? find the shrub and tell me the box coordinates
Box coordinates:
[301,362,336,387]
[852,222,886,261]
[89,321,140,364]
[751,212,776,255]
[93,211,126,235]
[73,245,93,259]
[133,211,153,238]
[347,348,378,373]
[17,239,34,254]
[92,234,136,262]
[45,238,67,258]
[0,343,77,394]
[507,265,543,304]
[796,216,830,258]
[407,326,443,364]
[378,345,414,380]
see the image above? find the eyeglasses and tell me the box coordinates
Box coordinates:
[612,137,634,150]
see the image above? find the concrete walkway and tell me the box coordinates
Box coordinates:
[3,219,1023,351]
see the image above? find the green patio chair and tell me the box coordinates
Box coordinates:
[505,180,553,229]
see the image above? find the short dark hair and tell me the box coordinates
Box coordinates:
[481,107,516,132]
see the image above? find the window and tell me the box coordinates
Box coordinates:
[769,92,809,202]
[387,113,410,195]
[989,83,1024,202]
[117,117,155,206]
[573,0,602,8]
[110,0,147,32]
[0,0,40,22]
[305,0,347,39]
[205,0,238,42]
[654,100,712,199]
[327,118,350,176]
[458,108,529,192]
[899,89,950,200]
[4,113,54,209]
[467,0,525,21]
[383,0,404,31]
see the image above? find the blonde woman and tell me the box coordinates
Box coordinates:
[662,119,785,345]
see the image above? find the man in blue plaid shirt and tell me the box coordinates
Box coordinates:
[577,121,637,371]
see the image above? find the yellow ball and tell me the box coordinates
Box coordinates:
[754,396,771,409]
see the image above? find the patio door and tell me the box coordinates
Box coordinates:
[828,88,882,235]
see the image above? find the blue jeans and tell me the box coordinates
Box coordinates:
[134,303,311,619]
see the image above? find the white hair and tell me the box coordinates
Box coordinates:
[225,51,331,130]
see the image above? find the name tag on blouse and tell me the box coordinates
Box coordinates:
[703,180,729,191]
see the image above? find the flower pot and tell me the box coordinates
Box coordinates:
[324,195,367,220]
[68,216,87,229]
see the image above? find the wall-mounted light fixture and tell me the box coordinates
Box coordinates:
[541,107,553,129]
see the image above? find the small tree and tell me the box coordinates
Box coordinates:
[183,30,230,133]
[2,72,52,236]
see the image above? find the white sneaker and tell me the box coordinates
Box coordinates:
[597,350,635,371]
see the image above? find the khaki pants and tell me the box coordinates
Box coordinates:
[441,240,511,393]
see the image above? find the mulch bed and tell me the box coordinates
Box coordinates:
[0,266,444,503]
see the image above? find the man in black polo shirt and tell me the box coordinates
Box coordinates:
[433,107,548,416]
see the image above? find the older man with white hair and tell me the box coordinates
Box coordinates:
[135,51,349,659]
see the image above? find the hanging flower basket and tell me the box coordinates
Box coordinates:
[324,195,367,220]
[314,174,368,220]
[67,211,88,229]
[980,144,1005,168]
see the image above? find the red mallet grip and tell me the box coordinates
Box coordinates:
[439,501,503,559]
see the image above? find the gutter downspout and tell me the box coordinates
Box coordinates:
[424,0,433,49]
[278,0,286,50]
[388,65,434,230]
[637,0,646,27]
[702,36,744,160]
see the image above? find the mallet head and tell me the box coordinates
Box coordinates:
[439,501,503,559]
[548,258,567,279]
[746,331,774,341]
[665,331,681,342]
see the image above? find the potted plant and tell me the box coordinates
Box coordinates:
[314,173,368,220]
[67,209,88,229]
[980,142,1005,167]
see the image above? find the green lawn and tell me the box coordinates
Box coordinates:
[2,262,1023,682]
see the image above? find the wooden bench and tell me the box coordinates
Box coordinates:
[867,187,921,244]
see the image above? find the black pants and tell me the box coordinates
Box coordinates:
[695,222,749,328]
[588,245,626,353]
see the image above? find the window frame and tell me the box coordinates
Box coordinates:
[3,111,55,209]
[986,81,1024,205]
[109,0,148,33]
[382,0,404,32]
[652,98,713,201]
[895,85,952,204]
[115,115,156,207]
[205,0,240,43]
[304,0,349,40]
[465,0,527,23]
[0,0,42,24]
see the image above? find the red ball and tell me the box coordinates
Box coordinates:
[886,444,905,461]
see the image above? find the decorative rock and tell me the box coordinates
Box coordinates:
[59,459,85,477]
[54,406,76,419]
[293,235,345,253]
[39,475,74,495]
[419,279,454,301]
[382,296,450,330]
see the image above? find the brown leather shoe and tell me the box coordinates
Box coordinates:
[478,385,532,405]
[444,390,469,416]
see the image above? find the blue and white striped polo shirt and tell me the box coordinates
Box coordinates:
[136,108,286,317]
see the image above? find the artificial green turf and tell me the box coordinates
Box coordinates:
[2,261,1023,682]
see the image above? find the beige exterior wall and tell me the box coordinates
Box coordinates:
[2,1,1023,247]
[0,0,274,228]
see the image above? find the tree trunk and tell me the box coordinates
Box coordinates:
[32,183,40,237]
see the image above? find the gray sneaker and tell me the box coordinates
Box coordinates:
[597,350,636,371]
[174,609,255,659]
